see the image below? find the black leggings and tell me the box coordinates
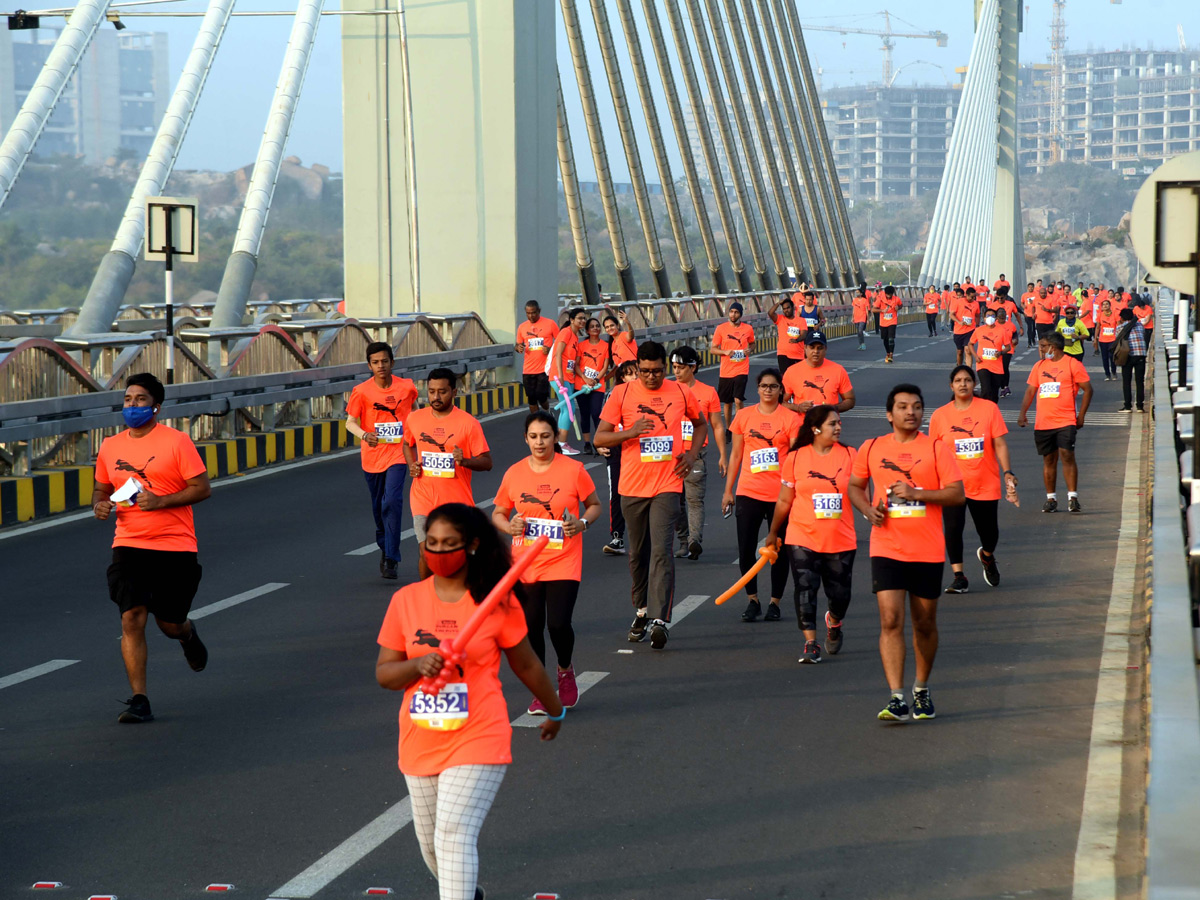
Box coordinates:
[735,495,789,599]
[978,369,1001,402]
[578,390,605,436]
[942,498,1000,566]
[926,312,938,336]
[1001,352,1012,389]
[516,580,579,667]
[787,545,856,632]
[879,325,896,354]
[605,449,624,536]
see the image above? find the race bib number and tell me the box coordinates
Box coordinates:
[813,492,842,519]
[954,437,985,460]
[520,517,564,551]
[527,337,545,351]
[566,359,576,373]
[961,315,973,326]
[639,435,674,463]
[1062,327,1076,337]
[1038,382,1061,399]
[979,347,999,361]
[749,447,780,474]
[729,349,746,362]
[802,314,819,327]
[787,326,802,339]
[422,451,456,478]
[1101,327,1115,337]
[583,366,600,380]
[883,312,896,324]
[887,497,927,518]
[375,421,404,444]
[681,420,694,446]
[409,683,469,731]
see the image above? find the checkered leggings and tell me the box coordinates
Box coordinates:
[403,764,507,900]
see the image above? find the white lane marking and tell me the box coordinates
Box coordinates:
[670,594,708,625]
[190,583,289,620]
[269,798,414,899]
[512,671,609,728]
[1071,405,1142,900]
[0,659,80,691]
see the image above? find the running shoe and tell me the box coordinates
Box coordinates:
[674,544,690,558]
[763,602,781,621]
[379,550,388,577]
[885,355,894,363]
[944,573,970,594]
[799,640,822,664]
[181,624,208,672]
[687,540,703,560]
[557,666,579,708]
[649,619,669,650]
[628,610,648,642]
[741,599,762,622]
[474,889,486,900]
[1042,498,1058,513]
[912,689,936,720]
[382,558,398,580]
[603,533,626,555]
[560,443,581,456]
[1119,405,1132,412]
[825,611,843,655]
[977,547,1000,587]
[877,696,910,723]
[583,441,595,455]
[1068,496,1082,513]
[526,697,547,716]
[857,344,866,351]
[118,694,153,724]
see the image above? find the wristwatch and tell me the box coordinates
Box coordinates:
[581,518,590,531]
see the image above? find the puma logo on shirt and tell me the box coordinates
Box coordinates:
[114,457,155,489]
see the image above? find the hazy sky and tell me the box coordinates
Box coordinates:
[98,0,1197,173]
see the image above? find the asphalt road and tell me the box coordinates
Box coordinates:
[0,321,1144,900]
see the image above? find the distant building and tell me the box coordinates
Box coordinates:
[1019,49,1200,173]
[820,84,961,201]
[0,26,169,164]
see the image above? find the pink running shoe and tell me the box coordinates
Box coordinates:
[526,697,547,716]
[557,666,579,708]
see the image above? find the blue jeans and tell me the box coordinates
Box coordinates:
[364,464,408,562]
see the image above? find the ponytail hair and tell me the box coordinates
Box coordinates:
[424,503,513,604]
[791,404,839,451]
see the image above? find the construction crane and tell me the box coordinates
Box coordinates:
[802,11,949,86]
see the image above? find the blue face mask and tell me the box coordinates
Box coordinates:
[123,405,155,428]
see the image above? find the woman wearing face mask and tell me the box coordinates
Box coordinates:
[966,310,1011,403]
[376,503,563,900]
[492,411,602,713]
[1055,305,1090,360]
[764,405,857,665]
[576,318,611,455]
[994,307,1019,398]
[1093,298,1120,381]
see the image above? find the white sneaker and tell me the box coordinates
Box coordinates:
[560,443,581,456]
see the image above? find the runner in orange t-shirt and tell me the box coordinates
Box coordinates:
[765,405,858,664]
[924,287,940,337]
[346,341,420,579]
[603,310,638,371]
[92,372,212,724]
[670,345,728,560]
[873,286,903,362]
[966,312,1011,403]
[516,300,558,412]
[848,383,964,723]
[576,317,612,455]
[1093,298,1121,380]
[767,294,808,373]
[1020,283,1038,348]
[721,368,801,622]
[375,503,562,900]
[929,366,1019,595]
[853,288,871,350]
[1017,333,1093,513]
[711,302,756,426]
[595,341,706,649]
[950,288,977,365]
[403,368,493,576]
[493,411,602,714]
[782,330,856,413]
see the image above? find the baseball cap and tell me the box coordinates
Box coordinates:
[804,330,827,345]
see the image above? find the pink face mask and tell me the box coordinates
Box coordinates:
[425,547,467,577]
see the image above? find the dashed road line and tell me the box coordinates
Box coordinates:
[512,671,610,728]
[190,583,290,620]
[0,659,80,691]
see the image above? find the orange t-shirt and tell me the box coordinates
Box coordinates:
[1095,310,1121,343]
[780,444,857,553]
[376,579,528,776]
[576,340,610,392]
[404,406,490,516]
[924,292,940,314]
[1021,292,1037,318]
[94,423,208,552]
[941,290,954,311]
[774,312,808,360]
[681,379,720,451]
[952,296,976,334]
[782,359,853,408]
[968,325,1009,374]
[994,279,1010,291]
[852,433,962,564]
[928,398,1008,501]
[730,404,801,501]
[1035,295,1058,325]
[600,379,700,497]
[852,296,870,323]
[494,455,597,583]
[552,326,580,385]
[713,321,755,377]
[346,376,419,473]
[1027,355,1090,430]
[610,333,638,367]
[998,320,1018,352]
[877,295,902,326]
[516,318,558,375]
[1132,304,1154,330]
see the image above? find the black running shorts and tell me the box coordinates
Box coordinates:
[107,546,202,623]
[522,373,551,405]
[953,330,974,350]
[717,374,747,404]
[870,556,943,600]
[1034,425,1077,456]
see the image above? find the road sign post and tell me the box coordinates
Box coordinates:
[145,197,198,384]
